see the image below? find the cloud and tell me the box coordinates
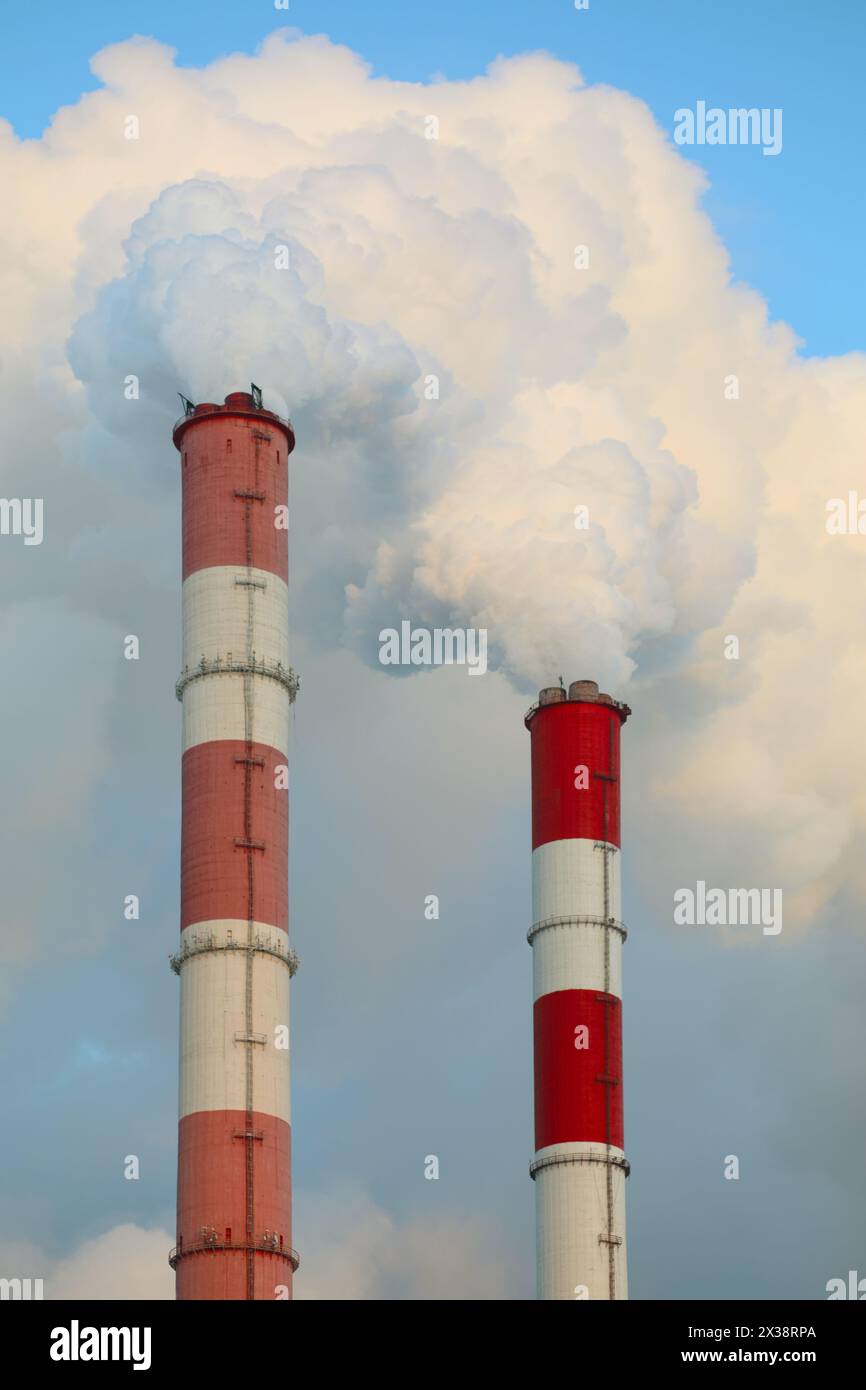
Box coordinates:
[0,1192,514,1301]
[294,1185,517,1300]
[0,1225,174,1300]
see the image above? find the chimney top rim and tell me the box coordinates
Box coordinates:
[524,679,631,728]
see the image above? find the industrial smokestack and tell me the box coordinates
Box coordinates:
[169,389,299,1299]
[525,679,631,1300]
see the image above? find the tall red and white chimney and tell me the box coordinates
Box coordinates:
[169,389,299,1299]
[526,679,631,1300]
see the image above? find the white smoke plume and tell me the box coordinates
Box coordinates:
[23,29,757,693]
[3,28,866,923]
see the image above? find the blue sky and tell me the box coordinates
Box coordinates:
[3,0,864,356]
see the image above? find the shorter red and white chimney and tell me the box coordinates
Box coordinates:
[525,679,631,1300]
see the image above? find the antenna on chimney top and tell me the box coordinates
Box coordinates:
[178,393,195,418]
[250,383,263,409]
